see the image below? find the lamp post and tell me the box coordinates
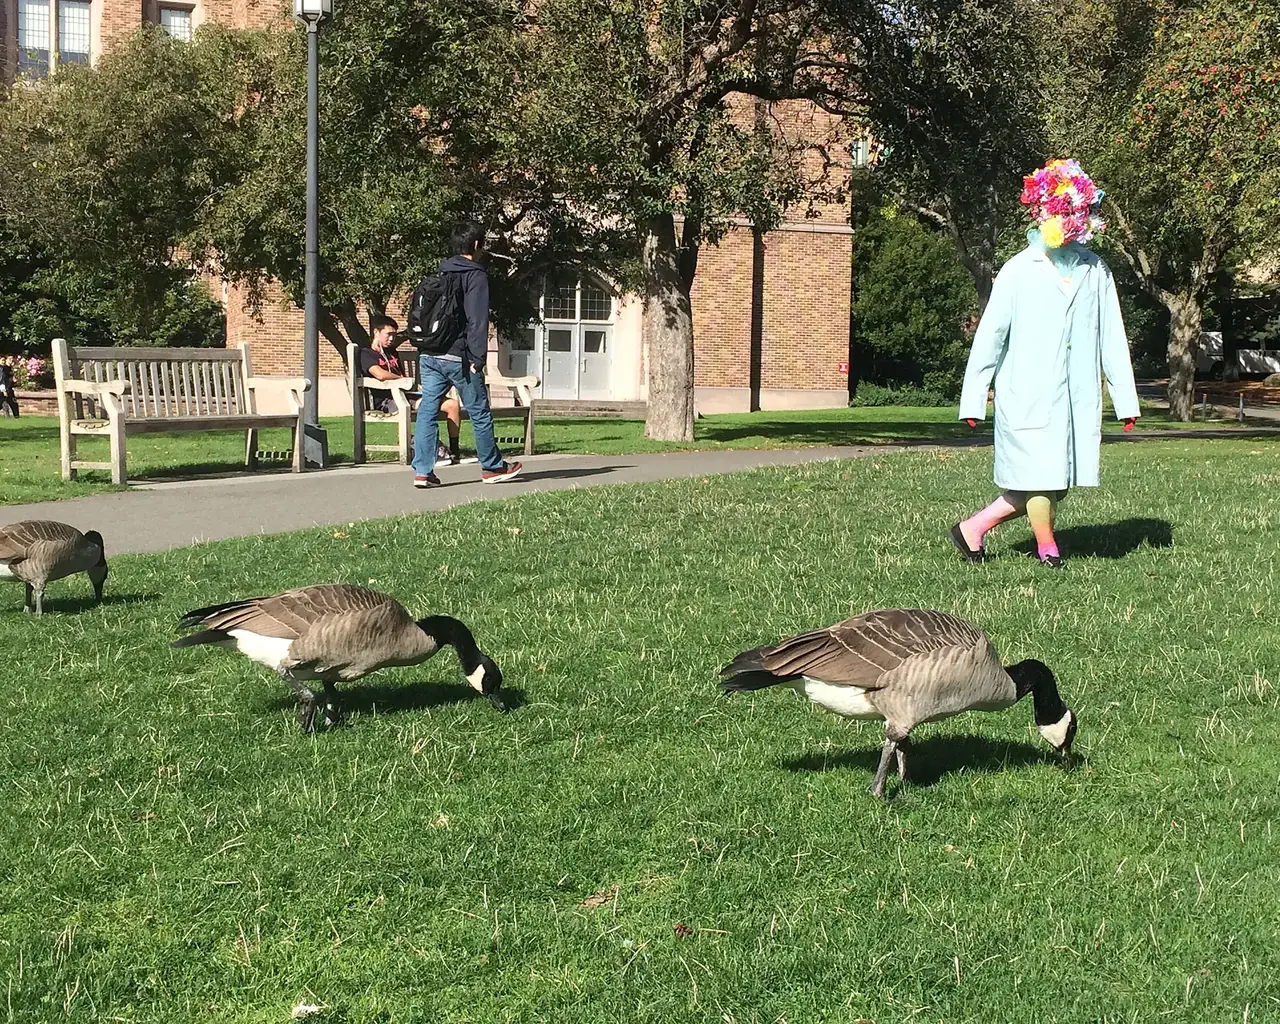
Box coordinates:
[293,0,332,468]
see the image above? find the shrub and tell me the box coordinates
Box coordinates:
[849,382,955,407]
[851,207,978,393]
[0,354,51,389]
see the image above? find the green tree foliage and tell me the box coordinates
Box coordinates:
[201,0,591,358]
[851,206,978,398]
[825,0,1043,307]
[0,27,256,353]
[0,26,264,305]
[1038,0,1280,418]
[527,0,856,439]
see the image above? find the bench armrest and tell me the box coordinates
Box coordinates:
[245,376,311,415]
[359,376,415,391]
[245,375,312,394]
[59,379,132,397]
[490,373,540,407]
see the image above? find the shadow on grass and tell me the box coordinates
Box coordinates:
[782,733,1059,788]
[3,591,160,614]
[52,591,161,613]
[516,467,618,483]
[1011,517,1173,559]
[0,423,60,443]
[699,417,970,446]
[265,681,527,717]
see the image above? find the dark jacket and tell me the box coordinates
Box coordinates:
[438,255,490,369]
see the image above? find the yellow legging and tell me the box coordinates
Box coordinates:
[1008,490,1067,558]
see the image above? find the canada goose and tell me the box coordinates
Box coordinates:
[0,520,108,615]
[721,608,1076,797]
[172,584,503,732]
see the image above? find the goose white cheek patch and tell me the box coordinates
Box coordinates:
[466,664,487,693]
[1038,710,1073,749]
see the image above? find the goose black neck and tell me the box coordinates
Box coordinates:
[1006,658,1068,726]
[417,615,482,670]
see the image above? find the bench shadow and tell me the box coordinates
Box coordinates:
[264,681,527,716]
[781,734,1054,788]
[0,423,62,443]
[1011,517,1173,559]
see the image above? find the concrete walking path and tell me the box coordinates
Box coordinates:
[2,427,1275,556]
[0,447,880,555]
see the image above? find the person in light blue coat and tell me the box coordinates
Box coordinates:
[951,160,1140,568]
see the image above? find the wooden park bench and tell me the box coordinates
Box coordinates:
[52,339,310,485]
[347,342,539,465]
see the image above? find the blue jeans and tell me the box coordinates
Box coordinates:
[412,356,506,475]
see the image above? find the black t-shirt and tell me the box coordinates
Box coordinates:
[359,345,407,411]
[359,345,405,378]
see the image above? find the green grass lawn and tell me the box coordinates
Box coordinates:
[2,439,1279,1022]
[0,402,1253,506]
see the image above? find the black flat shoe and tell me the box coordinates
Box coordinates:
[1039,554,1065,569]
[949,523,986,563]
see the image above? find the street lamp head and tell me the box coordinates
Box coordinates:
[293,0,332,22]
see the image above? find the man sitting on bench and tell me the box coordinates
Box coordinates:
[362,314,463,464]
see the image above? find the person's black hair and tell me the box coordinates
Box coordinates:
[450,220,486,256]
[370,314,399,335]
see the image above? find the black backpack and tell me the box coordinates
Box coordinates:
[406,272,465,354]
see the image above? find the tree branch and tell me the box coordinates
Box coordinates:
[319,310,351,366]
[1105,198,1174,306]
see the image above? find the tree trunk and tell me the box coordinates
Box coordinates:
[643,212,695,442]
[1165,291,1203,421]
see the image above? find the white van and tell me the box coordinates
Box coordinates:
[1196,332,1280,378]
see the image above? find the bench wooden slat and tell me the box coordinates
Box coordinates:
[69,346,244,361]
[52,338,308,484]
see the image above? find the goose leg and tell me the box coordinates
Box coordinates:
[869,738,899,798]
[289,682,319,734]
[895,736,911,783]
[321,681,343,728]
[22,583,34,614]
[33,586,44,617]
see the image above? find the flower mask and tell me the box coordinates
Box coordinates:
[1020,159,1107,247]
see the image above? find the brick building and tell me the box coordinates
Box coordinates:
[3,1,857,414]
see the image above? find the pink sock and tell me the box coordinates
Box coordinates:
[960,496,1022,548]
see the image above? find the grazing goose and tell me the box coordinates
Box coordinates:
[721,608,1076,797]
[0,520,108,615]
[172,584,503,732]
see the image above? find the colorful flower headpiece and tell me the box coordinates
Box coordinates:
[1020,159,1107,248]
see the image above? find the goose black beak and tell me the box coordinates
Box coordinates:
[487,692,508,712]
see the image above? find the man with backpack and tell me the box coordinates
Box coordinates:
[407,220,522,488]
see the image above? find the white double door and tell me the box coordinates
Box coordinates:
[541,324,611,400]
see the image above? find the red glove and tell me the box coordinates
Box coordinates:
[966,419,977,429]
[1123,417,1136,432]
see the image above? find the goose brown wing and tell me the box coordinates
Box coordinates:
[289,600,421,674]
[0,520,81,561]
[186,584,404,640]
[760,608,990,688]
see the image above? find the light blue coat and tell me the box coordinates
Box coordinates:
[959,232,1140,490]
